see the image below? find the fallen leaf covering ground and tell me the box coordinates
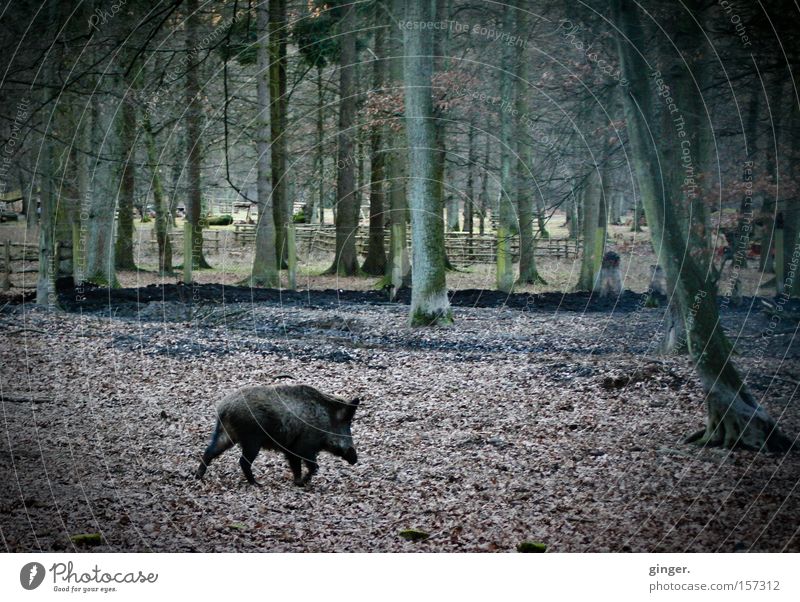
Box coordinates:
[1,285,798,552]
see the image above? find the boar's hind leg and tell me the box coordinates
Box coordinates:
[238,440,261,485]
[196,421,234,479]
[301,457,319,485]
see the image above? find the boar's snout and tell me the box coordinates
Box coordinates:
[343,447,358,465]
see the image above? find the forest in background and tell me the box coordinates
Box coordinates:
[1,0,799,552]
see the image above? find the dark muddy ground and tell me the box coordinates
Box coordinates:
[1,284,798,552]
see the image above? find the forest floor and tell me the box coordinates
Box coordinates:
[1,283,799,552]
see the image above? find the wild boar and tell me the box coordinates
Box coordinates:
[195,384,359,486]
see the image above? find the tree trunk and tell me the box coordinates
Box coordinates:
[760,75,786,273]
[496,0,516,293]
[613,0,791,452]
[780,98,800,297]
[115,86,137,270]
[84,75,119,288]
[514,8,543,285]
[269,0,289,266]
[464,121,475,257]
[185,0,210,278]
[36,96,58,306]
[143,114,172,274]
[631,196,644,232]
[565,189,578,239]
[385,1,410,295]
[249,0,279,288]
[362,15,387,275]
[404,0,451,325]
[577,170,601,290]
[325,4,358,276]
[361,128,387,274]
[314,65,325,224]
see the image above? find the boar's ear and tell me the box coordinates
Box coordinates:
[337,398,359,422]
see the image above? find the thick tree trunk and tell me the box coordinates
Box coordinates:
[760,75,786,274]
[404,0,451,325]
[515,8,543,286]
[613,0,791,452]
[362,16,388,276]
[517,151,541,285]
[780,103,800,297]
[327,4,358,276]
[115,87,137,270]
[577,171,601,290]
[385,1,410,296]
[84,79,119,288]
[249,0,279,288]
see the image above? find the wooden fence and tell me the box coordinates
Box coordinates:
[2,226,581,286]
[146,224,580,264]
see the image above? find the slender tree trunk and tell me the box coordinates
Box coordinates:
[249,0,279,287]
[404,0,451,325]
[314,65,325,224]
[327,3,358,275]
[362,19,388,275]
[447,198,460,231]
[464,121,475,257]
[613,0,791,452]
[479,168,488,235]
[184,0,210,278]
[363,138,388,275]
[270,0,289,266]
[143,114,172,274]
[496,1,516,293]
[535,196,549,238]
[385,0,410,294]
[566,189,578,239]
[434,0,449,232]
[36,34,59,307]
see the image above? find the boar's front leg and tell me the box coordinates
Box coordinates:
[285,453,303,486]
[239,441,261,485]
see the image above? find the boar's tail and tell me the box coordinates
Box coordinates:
[209,418,232,449]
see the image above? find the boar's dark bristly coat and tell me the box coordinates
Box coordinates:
[195,384,359,486]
